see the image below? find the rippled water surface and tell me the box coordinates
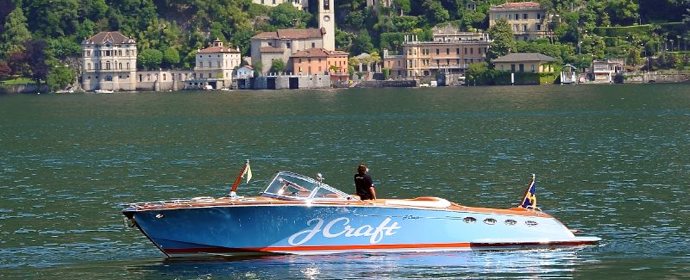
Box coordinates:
[1,85,689,279]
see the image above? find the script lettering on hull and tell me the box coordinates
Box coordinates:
[288,217,401,246]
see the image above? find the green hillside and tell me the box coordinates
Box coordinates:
[1,0,689,90]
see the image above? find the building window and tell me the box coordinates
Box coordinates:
[287,42,291,48]
[456,48,460,55]
[119,63,122,69]
[519,64,525,72]
[515,13,519,20]
[436,49,439,55]
[537,13,541,19]
[87,63,91,70]
[523,13,528,20]
[163,74,167,81]
[312,42,315,48]
[323,0,329,10]
[127,62,130,69]
[537,24,541,31]
[446,48,449,55]
[106,62,111,70]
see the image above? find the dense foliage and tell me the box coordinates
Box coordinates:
[0,0,689,90]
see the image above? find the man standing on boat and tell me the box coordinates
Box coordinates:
[354,164,377,200]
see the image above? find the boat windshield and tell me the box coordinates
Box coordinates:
[262,171,356,201]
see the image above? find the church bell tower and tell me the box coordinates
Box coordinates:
[318,0,335,50]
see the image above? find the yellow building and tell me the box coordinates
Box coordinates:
[383,26,491,79]
[489,2,548,41]
[493,53,556,73]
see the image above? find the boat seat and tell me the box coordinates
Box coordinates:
[384,197,451,208]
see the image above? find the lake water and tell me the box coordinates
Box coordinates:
[1,85,689,279]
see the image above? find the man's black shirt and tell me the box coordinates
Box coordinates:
[354,173,374,200]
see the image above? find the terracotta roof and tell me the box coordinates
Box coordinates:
[493,53,556,63]
[292,48,329,58]
[84,31,135,44]
[253,28,324,40]
[490,1,542,10]
[260,46,285,53]
[291,48,349,58]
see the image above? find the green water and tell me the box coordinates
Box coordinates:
[1,85,689,279]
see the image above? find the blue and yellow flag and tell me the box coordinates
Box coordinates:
[519,174,537,209]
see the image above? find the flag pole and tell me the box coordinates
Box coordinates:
[229,160,250,197]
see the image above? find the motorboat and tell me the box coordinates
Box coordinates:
[122,163,600,258]
[94,89,114,94]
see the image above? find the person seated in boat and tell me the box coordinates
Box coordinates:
[354,164,377,200]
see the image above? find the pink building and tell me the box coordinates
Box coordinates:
[291,48,349,83]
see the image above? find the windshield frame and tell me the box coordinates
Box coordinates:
[261,171,357,201]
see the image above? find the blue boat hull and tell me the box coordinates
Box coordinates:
[125,204,598,257]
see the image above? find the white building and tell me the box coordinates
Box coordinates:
[81,31,137,91]
[191,39,242,89]
[252,0,308,10]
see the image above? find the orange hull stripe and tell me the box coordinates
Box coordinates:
[164,240,597,254]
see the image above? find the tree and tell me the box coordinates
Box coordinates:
[0,61,11,80]
[25,0,79,38]
[162,47,180,69]
[46,63,75,91]
[7,51,29,77]
[351,29,374,55]
[252,60,263,76]
[230,29,255,57]
[487,18,515,61]
[47,37,81,60]
[466,62,489,85]
[269,58,285,73]
[422,0,450,26]
[138,49,163,70]
[393,0,411,15]
[25,40,49,84]
[0,6,31,58]
[270,3,311,28]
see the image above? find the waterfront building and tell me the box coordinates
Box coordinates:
[251,0,336,75]
[81,31,137,91]
[489,1,548,41]
[136,70,194,91]
[493,53,557,73]
[383,26,491,79]
[236,65,255,79]
[251,28,325,75]
[590,59,624,83]
[252,0,308,10]
[291,48,349,84]
[191,39,242,89]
